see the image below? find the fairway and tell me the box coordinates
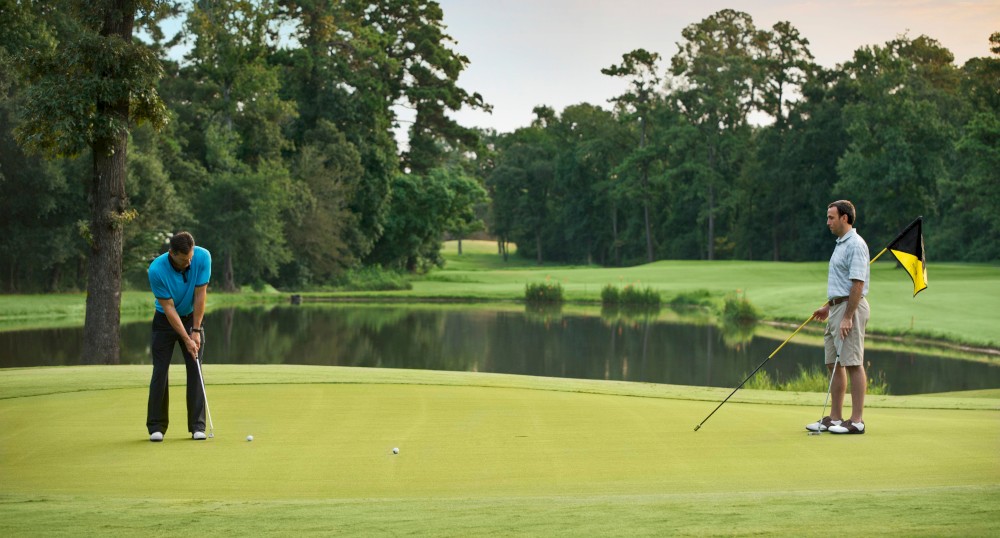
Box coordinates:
[2,365,998,535]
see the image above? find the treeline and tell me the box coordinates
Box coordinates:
[1,0,488,293]
[2,5,998,297]
[486,12,1000,266]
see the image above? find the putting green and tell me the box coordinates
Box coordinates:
[1,365,998,535]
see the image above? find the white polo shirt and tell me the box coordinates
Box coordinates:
[827,229,870,300]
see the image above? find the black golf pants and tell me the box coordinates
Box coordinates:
[146,312,206,435]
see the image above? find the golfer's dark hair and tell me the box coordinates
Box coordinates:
[829,200,856,225]
[169,231,195,254]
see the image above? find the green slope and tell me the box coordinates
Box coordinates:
[2,366,998,535]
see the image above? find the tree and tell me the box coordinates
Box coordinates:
[487,112,558,264]
[670,9,764,260]
[549,103,629,265]
[281,120,364,286]
[603,49,661,263]
[166,0,298,290]
[14,0,170,363]
[939,32,1000,260]
[837,35,961,242]
[745,20,816,259]
[367,167,486,272]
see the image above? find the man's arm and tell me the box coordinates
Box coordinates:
[160,298,199,357]
[190,285,207,349]
[839,279,865,339]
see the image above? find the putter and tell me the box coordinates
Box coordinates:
[194,328,215,438]
[809,338,844,436]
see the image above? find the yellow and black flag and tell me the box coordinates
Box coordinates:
[878,216,928,296]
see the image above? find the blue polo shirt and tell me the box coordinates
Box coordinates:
[827,229,869,300]
[148,246,212,315]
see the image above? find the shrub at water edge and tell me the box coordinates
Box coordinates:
[525,282,564,304]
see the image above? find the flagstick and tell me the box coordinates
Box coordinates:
[870,247,888,263]
[694,216,923,431]
[694,312,814,431]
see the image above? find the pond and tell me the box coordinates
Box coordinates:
[1,304,997,395]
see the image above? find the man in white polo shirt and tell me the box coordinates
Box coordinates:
[807,200,870,435]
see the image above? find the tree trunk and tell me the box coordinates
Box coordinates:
[81,1,135,365]
[611,203,620,267]
[457,237,463,255]
[708,183,715,261]
[707,143,717,261]
[640,115,654,263]
[643,193,653,263]
[535,232,542,265]
[224,250,236,291]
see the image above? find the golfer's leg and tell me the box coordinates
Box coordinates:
[830,365,847,420]
[848,365,866,423]
[147,319,174,434]
[824,319,845,421]
[184,350,206,433]
[847,299,869,423]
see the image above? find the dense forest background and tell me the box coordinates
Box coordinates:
[2,2,998,294]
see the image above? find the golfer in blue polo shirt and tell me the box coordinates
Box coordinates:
[146,231,212,442]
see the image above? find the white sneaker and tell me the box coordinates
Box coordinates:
[805,416,842,432]
[150,432,164,442]
[192,431,207,440]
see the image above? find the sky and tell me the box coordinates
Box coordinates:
[433,0,1000,134]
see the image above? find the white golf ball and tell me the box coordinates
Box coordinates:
[247,435,254,442]
[392,447,399,454]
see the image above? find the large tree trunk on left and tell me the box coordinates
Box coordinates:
[81,2,135,365]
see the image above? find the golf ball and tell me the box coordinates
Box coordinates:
[392,447,399,454]
[247,435,254,442]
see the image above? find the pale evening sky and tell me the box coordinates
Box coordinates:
[434,0,999,134]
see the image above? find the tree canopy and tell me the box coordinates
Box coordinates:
[2,4,996,313]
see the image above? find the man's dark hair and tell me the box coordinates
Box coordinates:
[829,200,856,225]
[169,231,195,254]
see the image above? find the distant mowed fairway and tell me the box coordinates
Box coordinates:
[2,365,998,535]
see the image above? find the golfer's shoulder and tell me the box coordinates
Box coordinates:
[148,252,169,276]
[147,254,171,289]
[848,231,869,254]
[193,246,212,264]
[193,246,212,276]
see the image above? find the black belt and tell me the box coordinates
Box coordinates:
[828,297,849,306]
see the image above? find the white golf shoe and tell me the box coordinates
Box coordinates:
[805,416,842,432]
[150,432,164,442]
[192,431,207,440]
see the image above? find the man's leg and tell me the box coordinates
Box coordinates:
[147,316,175,434]
[182,330,206,434]
[185,357,207,433]
[829,364,847,421]
[847,364,866,423]
[824,311,847,422]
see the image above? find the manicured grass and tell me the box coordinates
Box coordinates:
[1,366,998,535]
[415,241,999,348]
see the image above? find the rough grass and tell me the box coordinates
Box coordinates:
[1,365,998,536]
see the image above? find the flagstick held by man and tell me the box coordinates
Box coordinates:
[694,212,928,432]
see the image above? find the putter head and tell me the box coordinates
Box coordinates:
[807,431,822,436]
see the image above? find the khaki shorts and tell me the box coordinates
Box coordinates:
[824,298,869,366]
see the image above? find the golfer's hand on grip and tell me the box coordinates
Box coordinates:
[185,336,200,359]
